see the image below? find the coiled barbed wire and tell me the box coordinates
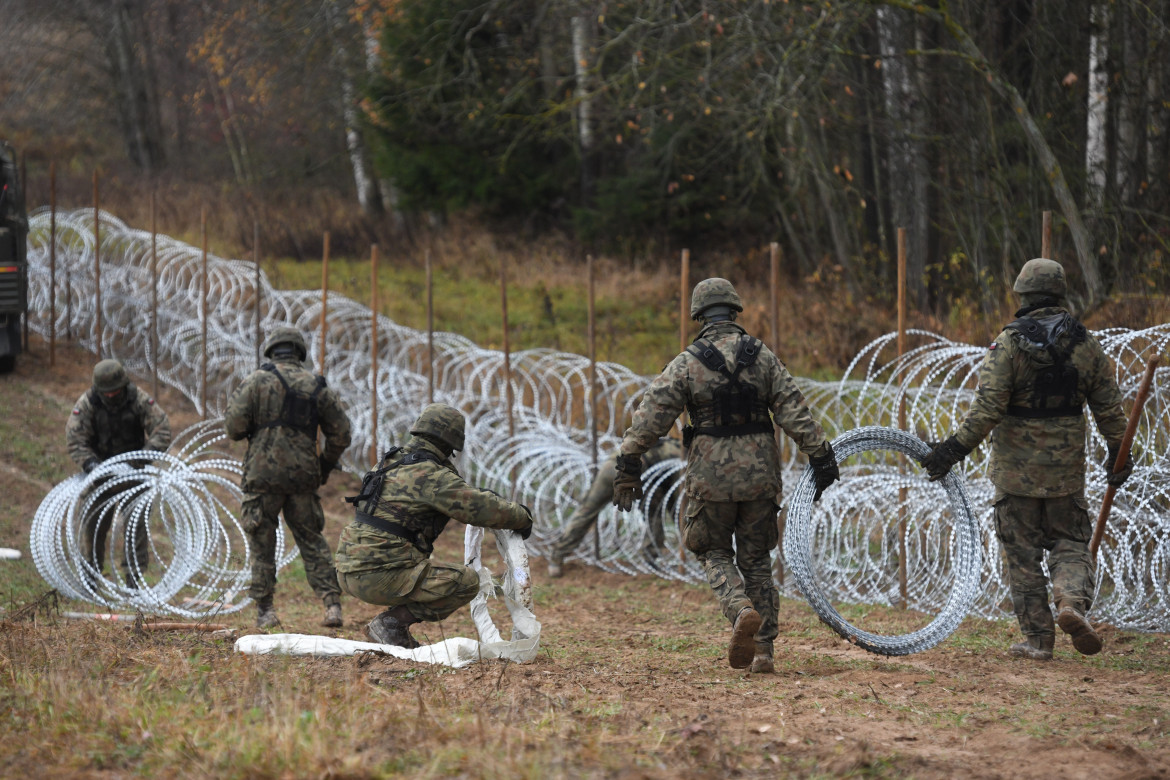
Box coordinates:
[23,209,1170,633]
[29,420,292,617]
[784,427,981,655]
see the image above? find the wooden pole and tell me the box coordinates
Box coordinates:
[319,231,330,374]
[253,221,261,369]
[1090,355,1161,560]
[426,249,434,404]
[769,242,785,585]
[19,154,28,352]
[1041,210,1052,259]
[500,256,515,496]
[150,191,159,400]
[588,254,599,559]
[48,160,56,367]
[200,206,208,419]
[897,227,909,608]
[678,249,690,572]
[93,170,102,359]
[370,244,379,465]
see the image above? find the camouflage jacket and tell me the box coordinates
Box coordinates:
[954,305,1127,498]
[334,435,532,576]
[224,356,352,494]
[620,321,829,502]
[66,383,171,469]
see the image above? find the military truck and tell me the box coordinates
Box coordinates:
[0,141,28,372]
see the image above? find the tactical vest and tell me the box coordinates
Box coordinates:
[345,446,449,554]
[256,363,326,439]
[1002,313,1088,418]
[88,383,146,458]
[683,335,773,446]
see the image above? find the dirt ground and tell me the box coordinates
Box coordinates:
[2,336,1169,779]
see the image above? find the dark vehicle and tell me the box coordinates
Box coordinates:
[0,141,28,372]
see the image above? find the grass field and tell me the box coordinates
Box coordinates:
[3,333,1170,777]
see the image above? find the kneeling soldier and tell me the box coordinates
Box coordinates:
[335,403,534,648]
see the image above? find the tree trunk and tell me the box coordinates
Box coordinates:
[105,0,165,171]
[329,0,384,217]
[571,5,597,206]
[1085,2,1109,209]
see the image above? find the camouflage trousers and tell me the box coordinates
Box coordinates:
[550,458,665,560]
[337,559,480,623]
[994,491,1095,641]
[80,479,149,579]
[243,492,341,605]
[682,497,780,651]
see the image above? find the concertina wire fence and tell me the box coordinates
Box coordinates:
[21,208,1170,638]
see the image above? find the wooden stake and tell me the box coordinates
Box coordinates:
[253,221,261,369]
[48,160,56,366]
[678,249,690,573]
[319,231,330,375]
[1041,210,1052,259]
[588,254,599,559]
[93,170,102,359]
[1090,355,1161,560]
[500,256,515,496]
[150,191,159,400]
[19,154,27,352]
[426,249,434,404]
[770,242,784,584]
[200,206,208,419]
[897,227,908,608]
[370,244,379,465]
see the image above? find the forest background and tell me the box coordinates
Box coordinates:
[2,0,1169,376]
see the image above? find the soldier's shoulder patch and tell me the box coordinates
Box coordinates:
[147,398,155,405]
[988,343,998,350]
[72,408,81,415]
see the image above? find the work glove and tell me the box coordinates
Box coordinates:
[808,442,840,503]
[612,453,643,512]
[517,504,534,540]
[83,457,101,474]
[1105,446,1133,487]
[319,456,337,486]
[919,435,973,482]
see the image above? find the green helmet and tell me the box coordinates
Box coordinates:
[689,278,743,321]
[93,359,129,393]
[1013,258,1067,297]
[263,327,307,361]
[410,403,466,452]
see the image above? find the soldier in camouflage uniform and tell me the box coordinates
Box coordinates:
[335,404,534,648]
[615,278,839,673]
[66,359,171,585]
[922,258,1131,661]
[546,437,683,578]
[224,326,352,629]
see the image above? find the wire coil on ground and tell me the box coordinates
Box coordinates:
[784,426,982,655]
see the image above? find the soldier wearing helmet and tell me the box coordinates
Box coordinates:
[66,359,171,587]
[224,325,353,629]
[334,403,534,648]
[615,278,838,674]
[922,258,1130,661]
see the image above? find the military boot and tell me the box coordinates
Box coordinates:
[750,642,775,674]
[321,601,343,628]
[255,598,280,629]
[729,607,763,669]
[1056,607,1102,655]
[1008,634,1054,661]
[547,551,564,579]
[366,609,421,649]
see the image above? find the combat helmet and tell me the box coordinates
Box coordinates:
[263,326,308,361]
[93,359,129,393]
[410,403,466,452]
[690,278,743,321]
[1013,258,1067,298]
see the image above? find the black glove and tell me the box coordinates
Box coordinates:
[808,442,840,502]
[319,456,337,486]
[517,504,534,539]
[83,457,101,474]
[919,435,973,481]
[612,453,643,512]
[1106,446,1133,487]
